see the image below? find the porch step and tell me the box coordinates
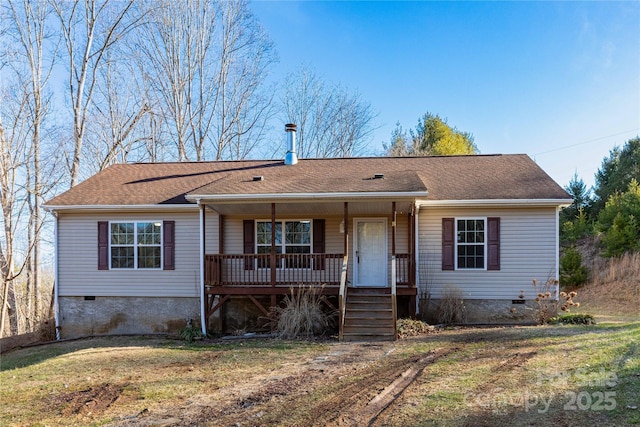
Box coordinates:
[342,292,396,342]
[348,286,391,295]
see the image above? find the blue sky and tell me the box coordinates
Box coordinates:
[250,1,640,190]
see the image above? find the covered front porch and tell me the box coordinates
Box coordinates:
[197,199,418,339]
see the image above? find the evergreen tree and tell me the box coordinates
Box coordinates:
[385,112,477,156]
[592,137,640,216]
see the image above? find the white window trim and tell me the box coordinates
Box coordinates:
[455,217,487,271]
[109,220,163,270]
[255,219,313,269]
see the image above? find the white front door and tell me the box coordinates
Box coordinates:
[354,219,387,287]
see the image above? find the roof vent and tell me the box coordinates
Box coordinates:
[374,173,384,179]
[284,123,298,166]
[252,176,264,182]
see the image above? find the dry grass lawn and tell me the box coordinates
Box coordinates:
[1,316,639,426]
[1,252,638,426]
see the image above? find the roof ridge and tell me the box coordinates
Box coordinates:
[122,159,283,166]
[118,153,523,167]
[45,154,569,208]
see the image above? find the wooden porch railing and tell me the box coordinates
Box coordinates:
[205,253,345,287]
[395,253,414,286]
[205,253,414,288]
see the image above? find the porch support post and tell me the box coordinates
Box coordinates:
[217,213,225,332]
[343,202,348,256]
[270,203,277,311]
[409,205,416,318]
[408,209,414,286]
[270,202,277,293]
[412,204,420,318]
[218,214,224,254]
[199,202,207,335]
[392,201,396,256]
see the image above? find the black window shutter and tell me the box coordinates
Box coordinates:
[243,220,255,270]
[442,218,455,271]
[163,220,175,270]
[313,219,325,270]
[98,221,109,270]
[487,217,500,270]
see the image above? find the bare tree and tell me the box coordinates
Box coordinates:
[213,0,276,160]
[84,57,151,173]
[280,65,377,158]
[4,0,58,333]
[136,0,276,161]
[51,0,140,187]
[0,89,31,337]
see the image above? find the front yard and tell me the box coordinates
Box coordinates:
[1,318,639,426]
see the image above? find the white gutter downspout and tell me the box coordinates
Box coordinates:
[53,211,60,340]
[414,204,420,315]
[199,201,207,336]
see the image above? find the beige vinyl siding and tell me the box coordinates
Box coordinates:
[418,206,558,300]
[58,211,210,297]
[222,214,409,286]
[204,210,220,254]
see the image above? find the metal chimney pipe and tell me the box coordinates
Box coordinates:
[284,123,298,165]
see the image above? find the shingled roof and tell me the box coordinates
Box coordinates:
[44,154,571,208]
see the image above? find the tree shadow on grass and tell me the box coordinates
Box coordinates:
[424,321,640,346]
[0,334,325,370]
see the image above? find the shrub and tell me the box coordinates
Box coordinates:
[179,320,203,342]
[435,287,466,324]
[550,313,596,325]
[417,287,432,322]
[558,290,581,313]
[560,247,589,288]
[531,278,559,325]
[561,208,593,243]
[272,285,335,339]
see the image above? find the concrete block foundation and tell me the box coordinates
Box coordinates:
[58,296,200,339]
[421,298,539,324]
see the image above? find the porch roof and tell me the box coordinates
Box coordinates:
[44,154,572,210]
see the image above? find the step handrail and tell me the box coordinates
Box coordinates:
[338,254,348,341]
[391,255,398,340]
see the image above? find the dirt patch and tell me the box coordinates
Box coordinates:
[108,342,432,426]
[52,383,125,416]
[366,348,457,425]
[6,324,633,427]
[493,351,537,371]
[237,370,324,409]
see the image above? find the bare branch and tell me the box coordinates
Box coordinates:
[279,65,377,159]
[135,0,276,161]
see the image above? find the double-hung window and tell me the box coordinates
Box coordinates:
[256,220,311,268]
[456,218,486,270]
[256,221,282,268]
[110,221,162,269]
